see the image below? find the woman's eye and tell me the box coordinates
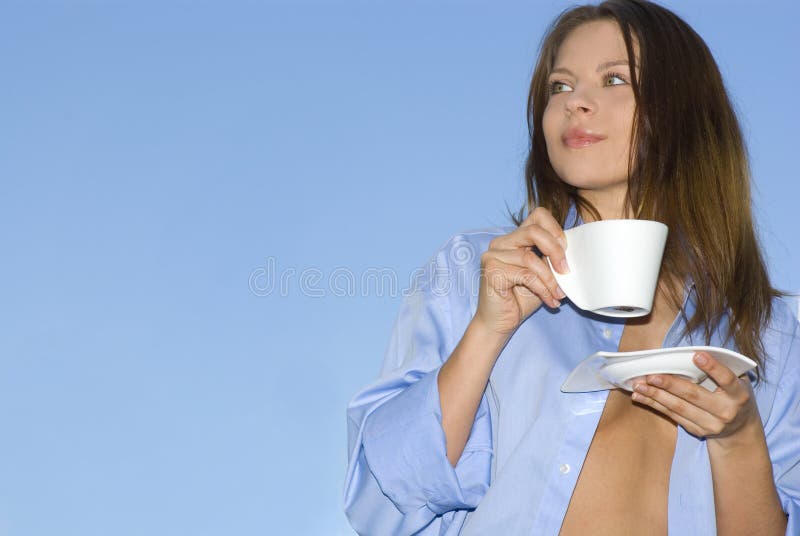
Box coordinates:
[549,81,569,94]
[548,72,628,95]
[605,72,627,86]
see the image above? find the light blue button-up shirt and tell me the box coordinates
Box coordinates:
[343,217,800,535]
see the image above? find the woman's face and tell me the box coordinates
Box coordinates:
[542,19,639,207]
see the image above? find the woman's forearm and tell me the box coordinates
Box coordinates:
[438,318,510,467]
[707,419,788,535]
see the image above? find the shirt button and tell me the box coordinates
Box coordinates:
[602,328,612,339]
[559,463,571,474]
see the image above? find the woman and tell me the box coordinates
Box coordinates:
[343,1,799,534]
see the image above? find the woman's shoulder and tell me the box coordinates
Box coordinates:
[768,294,800,333]
[432,224,520,273]
[435,224,519,259]
[776,294,800,320]
[760,294,800,382]
[410,224,518,296]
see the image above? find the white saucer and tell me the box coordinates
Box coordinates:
[561,346,757,393]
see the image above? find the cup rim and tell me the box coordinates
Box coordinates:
[566,218,668,232]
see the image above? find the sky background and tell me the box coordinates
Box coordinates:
[1,1,798,535]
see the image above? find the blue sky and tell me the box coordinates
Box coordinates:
[1,1,797,535]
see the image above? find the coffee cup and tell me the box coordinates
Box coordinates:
[547,219,668,318]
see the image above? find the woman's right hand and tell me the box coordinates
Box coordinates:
[473,207,570,338]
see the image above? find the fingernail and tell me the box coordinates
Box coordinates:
[556,286,567,299]
[694,353,707,365]
[558,258,570,274]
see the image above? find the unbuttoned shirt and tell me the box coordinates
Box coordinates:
[343,219,800,535]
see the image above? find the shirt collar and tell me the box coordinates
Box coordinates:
[565,202,582,229]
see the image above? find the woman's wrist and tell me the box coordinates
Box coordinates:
[707,413,766,455]
[467,317,514,354]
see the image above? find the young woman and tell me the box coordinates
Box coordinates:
[343,1,799,534]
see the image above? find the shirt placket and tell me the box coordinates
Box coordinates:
[531,322,622,534]
[529,389,609,534]
[599,321,624,352]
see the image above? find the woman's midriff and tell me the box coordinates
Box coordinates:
[558,389,678,535]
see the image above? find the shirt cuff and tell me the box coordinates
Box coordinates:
[362,365,492,516]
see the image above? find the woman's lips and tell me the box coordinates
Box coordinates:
[562,128,607,149]
[563,136,605,149]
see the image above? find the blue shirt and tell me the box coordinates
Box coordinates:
[343,221,800,535]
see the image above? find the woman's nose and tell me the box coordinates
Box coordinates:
[565,88,596,116]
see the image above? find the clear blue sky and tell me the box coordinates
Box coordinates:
[1,1,797,535]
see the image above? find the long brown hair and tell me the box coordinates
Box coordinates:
[510,0,781,383]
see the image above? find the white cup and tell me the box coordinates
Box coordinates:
[547,219,668,318]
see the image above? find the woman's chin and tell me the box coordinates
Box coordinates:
[556,172,628,193]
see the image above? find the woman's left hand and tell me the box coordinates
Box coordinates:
[631,351,761,443]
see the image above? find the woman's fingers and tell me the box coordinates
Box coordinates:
[473,208,570,335]
[489,208,569,274]
[490,248,563,298]
[632,375,720,427]
[483,249,565,307]
[630,364,758,440]
[692,352,744,397]
[489,258,559,307]
[528,207,568,250]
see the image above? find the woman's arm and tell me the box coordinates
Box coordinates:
[630,350,793,534]
[344,234,497,534]
[438,317,511,466]
[707,420,788,535]
[440,207,569,466]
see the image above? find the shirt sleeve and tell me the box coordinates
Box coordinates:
[342,239,493,535]
[762,313,800,535]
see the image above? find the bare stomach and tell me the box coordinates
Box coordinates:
[558,389,678,535]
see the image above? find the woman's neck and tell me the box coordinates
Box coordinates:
[578,184,628,221]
